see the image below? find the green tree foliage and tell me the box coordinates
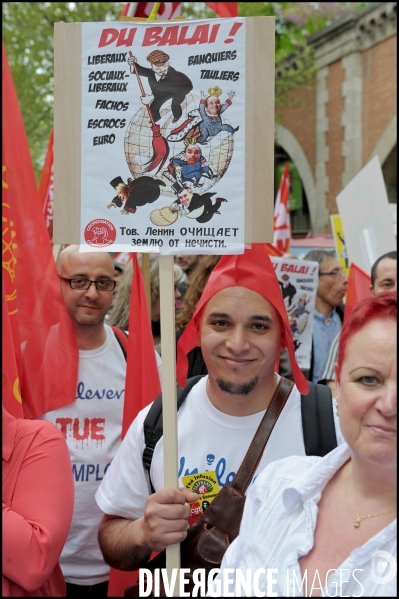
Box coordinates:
[3,2,368,180]
[3,2,124,180]
[185,2,368,106]
[184,3,368,60]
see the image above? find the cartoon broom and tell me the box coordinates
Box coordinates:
[129,51,170,174]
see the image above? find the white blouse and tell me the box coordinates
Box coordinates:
[213,444,397,597]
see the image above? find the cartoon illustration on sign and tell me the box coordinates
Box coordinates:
[123,83,236,194]
[330,214,350,277]
[287,293,310,351]
[128,50,193,125]
[163,140,217,189]
[278,274,297,307]
[169,186,227,222]
[337,231,349,269]
[271,256,318,367]
[150,185,227,226]
[107,175,166,215]
[81,19,246,253]
[167,86,238,145]
[117,67,237,220]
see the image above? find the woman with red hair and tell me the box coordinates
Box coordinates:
[217,292,397,597]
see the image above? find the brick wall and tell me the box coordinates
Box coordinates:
[362,35,397,164]
[325,60,346,229]
[276,81,317,178]
[275,8,396,234]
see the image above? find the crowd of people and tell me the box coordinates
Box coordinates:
[2,246,397,597]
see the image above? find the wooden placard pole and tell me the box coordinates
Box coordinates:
[52,244,62,261]
[118,15,191,588]
[159,255,180,594]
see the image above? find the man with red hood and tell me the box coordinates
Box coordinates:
[96,245,341,573]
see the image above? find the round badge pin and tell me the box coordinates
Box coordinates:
[84,219,116,248]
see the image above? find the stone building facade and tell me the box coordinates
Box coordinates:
[275,2,397,234]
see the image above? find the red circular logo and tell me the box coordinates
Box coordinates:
[84,219,116,247]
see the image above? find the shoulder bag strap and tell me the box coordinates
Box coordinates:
[142,375,206,491]
[231,376,294,494]
[301,381,337,457]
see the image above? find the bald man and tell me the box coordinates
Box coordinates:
[38,246,161,597]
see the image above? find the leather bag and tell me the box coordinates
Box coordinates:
[124,377,294,597]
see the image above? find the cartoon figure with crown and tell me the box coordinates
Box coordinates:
[196,87,239,144]
[286,293,311,353]
[167,87,239,145]
[162,138,217,190]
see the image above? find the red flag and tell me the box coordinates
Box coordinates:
[265,243,284,257]
[344,263,371,323]
[122,2,181,18]
[273,162,291,253]
[108,253,161,596]
[2,171,23,384]
[112,251,132,265]
[2,283,23,419]
[122,253,161,437]
[206,2,238,17]
[38,128,54,242]
[2,41,78,418]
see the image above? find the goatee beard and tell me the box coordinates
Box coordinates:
[216,376,259,396]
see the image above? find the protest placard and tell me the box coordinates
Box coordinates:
[271,256,319,370]
[53,16,275,586]
[330,214,349,277]
[336,156,396,273]
[53,17,275,251]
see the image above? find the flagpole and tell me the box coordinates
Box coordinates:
[124,2,138,17]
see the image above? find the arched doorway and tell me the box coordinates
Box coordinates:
[274,145,311,235]
[275,123,327,233]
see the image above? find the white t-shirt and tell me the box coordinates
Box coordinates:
[215,444,397,597]
[39,325,161,585]
[96,376,341,520]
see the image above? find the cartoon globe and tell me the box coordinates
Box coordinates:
[124,93,234,199]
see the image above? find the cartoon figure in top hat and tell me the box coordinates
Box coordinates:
[150,184,228,227]
[108,175,166,215]
[127,50,193,124]
[168,185,227,224]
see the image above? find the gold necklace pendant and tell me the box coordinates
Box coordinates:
[343,462,396,530]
